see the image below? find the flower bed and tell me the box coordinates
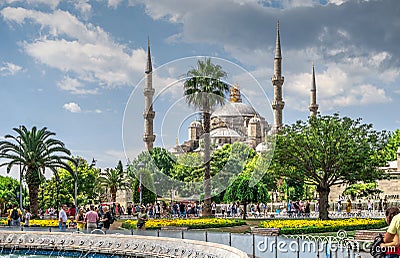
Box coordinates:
[0,219,67,227]
[259,218,386,235]
[122,218,245,230]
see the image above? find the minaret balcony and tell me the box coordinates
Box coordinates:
[143,110,155,119]
[144,88,155,96]
[272,100,285,109]
[271,77,284,85]
[143,134,156,142]
[309,104,319,111]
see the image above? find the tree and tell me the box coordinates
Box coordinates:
[171,152,203,182]
[149,147,176,177]
[272,114,387,219]
[0,176,23,215]
[128,149,177,202]
[184,58,230,216]
[46,158,100,207]
[224,154,273,219]
[343,183,382,200]
[0,126,73,217]
[97,161,128,202]
[131,168,156,205]
[379,129,400,162]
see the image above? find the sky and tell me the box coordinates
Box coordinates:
[1,0,399,179]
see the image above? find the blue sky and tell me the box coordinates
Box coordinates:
[1,0,399,178]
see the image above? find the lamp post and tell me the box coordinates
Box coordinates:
[137,162,145,206]
[18,125,23,211]
[56,176,60,219]
[74,158,81,209]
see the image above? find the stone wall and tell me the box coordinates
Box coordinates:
[0,231,248,258]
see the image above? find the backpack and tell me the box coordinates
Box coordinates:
[109,214,115,224]
[370,233,385,258]
[11,208,19,220]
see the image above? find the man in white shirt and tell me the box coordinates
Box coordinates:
[59,204,68,231]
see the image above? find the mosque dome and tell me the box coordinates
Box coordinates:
[212,102,259,118]
[212,84,259,119]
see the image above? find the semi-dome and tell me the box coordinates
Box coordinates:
[249,116,261,124]
[189,120,202,128]
[210,127,241,138]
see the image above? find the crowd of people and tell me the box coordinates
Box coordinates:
[57,203,123,232]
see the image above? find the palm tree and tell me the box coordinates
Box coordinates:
[0,126,73,217]
[97,161,128,202]
[184,58,229,216]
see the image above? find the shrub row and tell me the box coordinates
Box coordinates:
[122,218,245,230]
[259,218,386,235]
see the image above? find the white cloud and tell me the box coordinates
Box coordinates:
[73,0,92,18]
[0,62,23,76]
[353,84,391,105]
[57,76,98,95]
[327,0,347,5]
[0,0,61,9]
[63,102,82,113]
[107,0,123,9]
[1,7,147,88]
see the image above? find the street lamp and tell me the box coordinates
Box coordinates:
[17,125,23,211]
[74,158,81,209]
[137,162,145,206]
[56,176,60,219]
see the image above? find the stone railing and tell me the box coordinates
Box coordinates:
[0,231,248,258]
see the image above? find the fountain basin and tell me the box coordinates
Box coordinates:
[0,231,248,257]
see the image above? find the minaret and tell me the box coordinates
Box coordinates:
[271,21,285,131]
[143,37,155,150]
[309,63,319,117]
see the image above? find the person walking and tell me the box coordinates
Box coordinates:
[58,204,68,231]
[24,208,32,227]
[85,204,99,233]
[346,199,352,214]
[133,205,148,230]
[100,206,112,232]
[9,204,22,227]
[76,208,86,231]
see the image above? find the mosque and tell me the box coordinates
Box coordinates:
[116,22,399,208]
[142,22,318,154]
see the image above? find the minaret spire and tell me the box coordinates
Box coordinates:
[275,21,282,59]
[271,21,285,131]
[145,36,152,74]
[143,37,155,150]
[309,63,319,117]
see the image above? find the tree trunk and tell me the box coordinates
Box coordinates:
[112,191,117,202]
[317,184,330,220]
[242,201,247,220]
[28,184,39,218]
[202,111,212,217]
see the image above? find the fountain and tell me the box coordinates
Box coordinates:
[0,231,248,257]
